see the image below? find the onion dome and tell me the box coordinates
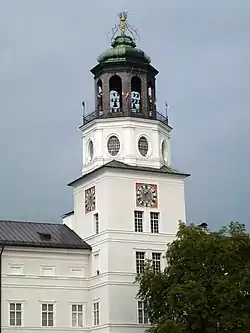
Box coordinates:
[97,34,151,65]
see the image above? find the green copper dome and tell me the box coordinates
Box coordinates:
[97,35,151,64]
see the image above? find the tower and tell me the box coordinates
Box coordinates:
[63,12,190,333]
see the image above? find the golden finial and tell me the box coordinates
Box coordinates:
[107,11,140,43]
[119,11,128,34]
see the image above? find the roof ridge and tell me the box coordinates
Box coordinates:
[0,220,61,226]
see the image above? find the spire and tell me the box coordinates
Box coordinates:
[119,11,129,35]
[96,12,150,65]
[109,11,140,44]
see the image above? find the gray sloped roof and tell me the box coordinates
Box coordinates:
[104,160,190,176]
[68,160,190,186]
[0,220,91,250]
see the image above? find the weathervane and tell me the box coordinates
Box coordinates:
[108,11,140,43]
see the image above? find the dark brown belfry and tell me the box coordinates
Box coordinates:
[84,13,168,126]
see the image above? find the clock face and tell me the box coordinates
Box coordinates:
[85,186,96,213]
[136,183,158,208]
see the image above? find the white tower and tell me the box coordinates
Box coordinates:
[63,12,190,333]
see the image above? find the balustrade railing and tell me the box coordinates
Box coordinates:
[82,108,168,126]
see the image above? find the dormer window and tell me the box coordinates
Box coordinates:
[38,232,51,241]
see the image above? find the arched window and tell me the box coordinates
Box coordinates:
[148,81,154,116]
[161,140,168,163]
[148,81,155,117]
[109,75,122,113]
[131,76,141,113]
[97,79,103,112]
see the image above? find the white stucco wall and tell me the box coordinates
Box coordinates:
[81,117,172,174]
[14,116,186,333]
[63,165,186,331]
[72,168,186,240]
[1,245,153,333]
[62,213,74,230]
[1,247,92,332]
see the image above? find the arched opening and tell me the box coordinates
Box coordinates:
[148,81,154,116]
[86,139,94,164]
[161,140,168,163]
[109,75,122,113]
[131,76,141,113]
[97,79,103,112]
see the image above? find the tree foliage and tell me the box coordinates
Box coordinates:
[136,221,250,332]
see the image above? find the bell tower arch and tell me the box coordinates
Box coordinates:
[91,33,158,119]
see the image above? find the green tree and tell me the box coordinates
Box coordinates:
[136,221,250,333]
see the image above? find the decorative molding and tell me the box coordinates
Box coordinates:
[69,267,85,277]
[104,171,185,184]
[85,227,176,241]
[40,266,56,277]
[7,263,24,276]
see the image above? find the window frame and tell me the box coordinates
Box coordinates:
[136,251,145,274]
[134,211,143,232]
[93,252,100,276]
[93,301,100,326]
[138,136,149,157]
[152,252,161,273]
[107,135,121,156]
[71,304,84,327]
[88,139,94,162]
[9,302,22,327]
[150,212,159,233]
[94,213,99,234]
[137,301,149,324]
[161,139,168,163]
[41,303,54,327]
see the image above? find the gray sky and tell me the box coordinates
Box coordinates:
[0,0,249,230]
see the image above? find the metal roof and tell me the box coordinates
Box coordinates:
[105,160,190,176]
[0,220,91,250]
[68,160,190,187]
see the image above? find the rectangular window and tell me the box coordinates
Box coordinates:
[150,212,159,233]
[9,303,22,326]
[134,211,143,232]
[152,253,161,273]
[94,213,99,234]
[138,301,148,324]
[72,304,83,327]
[93,302,100,326]
[136,251,145,274]
[42,304,54,327]
[94,253,100,276]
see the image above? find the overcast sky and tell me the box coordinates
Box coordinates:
[0,0,249,230]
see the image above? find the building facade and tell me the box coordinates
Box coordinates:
[0,12,189,333]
